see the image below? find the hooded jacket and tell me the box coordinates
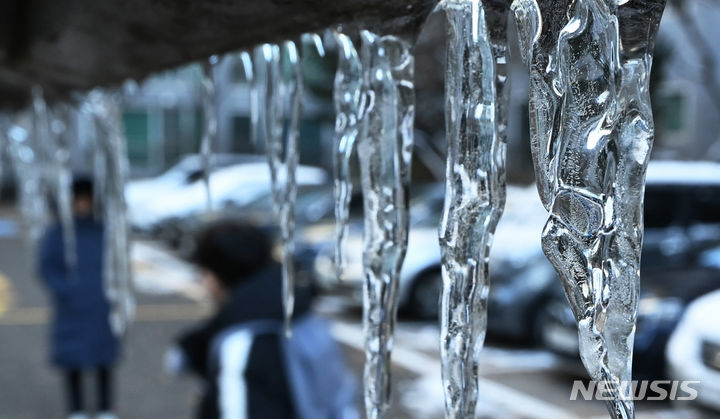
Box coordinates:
[176,263,313,419]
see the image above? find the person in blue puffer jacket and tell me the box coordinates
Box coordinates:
[38,178,118,419]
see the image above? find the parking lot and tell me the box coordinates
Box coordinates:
[0,209,715,418]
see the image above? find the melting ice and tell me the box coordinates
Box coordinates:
[200,56,219,211]
[439,0,509,417]
[358,29,415,419]
[83,90,136,336]
[512,0,666,417]
[332,30,364,278]
[255,41,304,336]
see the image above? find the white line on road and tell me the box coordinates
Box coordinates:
[331,320,577,419]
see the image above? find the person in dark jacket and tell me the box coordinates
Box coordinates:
[38,179,118,419]
[169,222,356,419]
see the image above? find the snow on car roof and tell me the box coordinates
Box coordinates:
[646,161,720,185]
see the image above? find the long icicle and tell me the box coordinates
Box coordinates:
[358,30,415,419]
[86,90,135,336]
[200,56,219,212]
[260,42,303,337]
[302,33,327,57]
[5,113,48,248]
[28,89,52,246]
[439,0,509,417]
[279,40,303,337]
[49,102,78,273]
[240,51,259,149]
[332,31,364,278]
[512,0,666,417]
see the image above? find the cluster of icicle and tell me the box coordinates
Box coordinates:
[227,33,413,410]
[0,0,667,415]
[0,89,135,336]
[200,39,309,337]
[512,0,666,417]
[324,5,510,418]
[322,0,665,418]
[316,26,417,419]
[214,26,414,418]
[84,91,136,335]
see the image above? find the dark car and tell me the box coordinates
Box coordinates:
[537,161,720,379]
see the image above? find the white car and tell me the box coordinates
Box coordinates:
[126,154,262,208]
[127,159,327,231]
[312,184,551,320]
[666,289,720,411]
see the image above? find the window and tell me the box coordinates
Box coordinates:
[123,110,150,166]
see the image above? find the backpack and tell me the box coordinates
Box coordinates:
[212,315,359,419]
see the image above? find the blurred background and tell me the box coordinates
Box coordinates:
[1,1,720,418]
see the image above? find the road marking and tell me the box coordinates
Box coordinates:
[330,320,577,419]
[0,272,13,317]
[0,303,210,326]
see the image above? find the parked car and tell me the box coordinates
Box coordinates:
[153,187,342,293]
[312,183,557,341]
[158,185,363,257]
[666,289,720,411]
[127,159,327,232]
[126,153,262,214]
[314,161,720,357]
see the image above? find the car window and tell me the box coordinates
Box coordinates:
[185,169,205,185]
[689,185,720,224]
[645,184,720,228]
[644,185,679,229]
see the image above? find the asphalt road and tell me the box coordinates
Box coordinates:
[0,210,717,419]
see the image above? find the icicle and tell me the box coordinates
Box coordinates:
[280,41,302,338]
[258,42,303,337]
[332,31,364,278]
[511,1,666,417]
[92,119,107,219]
[240,51,260,149]
[358,29,415,419]
[26,88,52,245]
[439,1,509,417]
[49,103,78,272]
[84,90,135,336]
[200,56,219,211]
[7,90,76,270]
[302,33,327,57]
[6,116,44,247]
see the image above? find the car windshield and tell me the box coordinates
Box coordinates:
[163,154,266,185]
[244,186,342,224]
